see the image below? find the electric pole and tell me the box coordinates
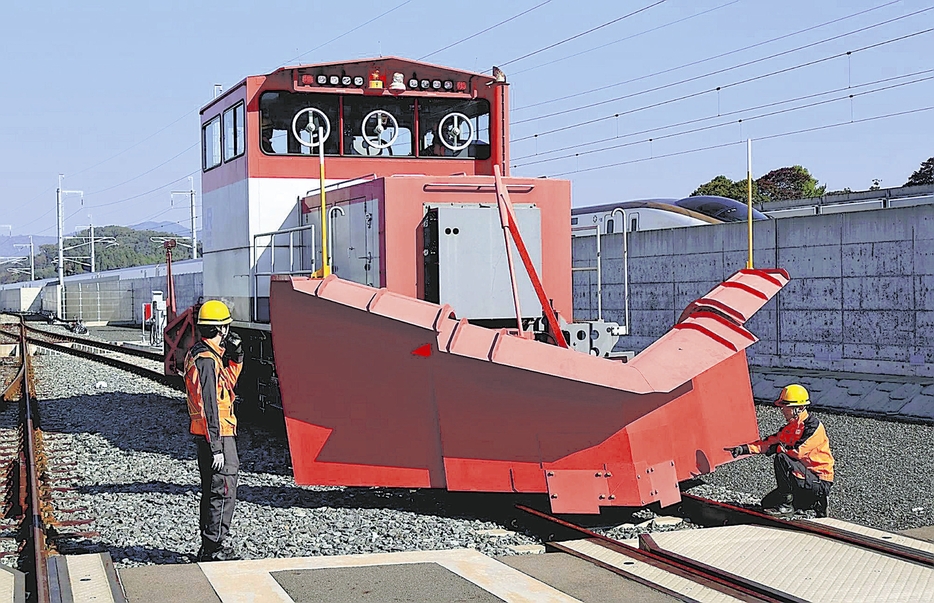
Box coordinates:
[57,174,84,319]
[171,176,197,260]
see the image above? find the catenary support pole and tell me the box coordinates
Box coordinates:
[746,138,753,269]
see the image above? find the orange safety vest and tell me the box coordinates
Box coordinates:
[184,339,242,440]
[749,410,834,482]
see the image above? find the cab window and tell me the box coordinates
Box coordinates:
[259,92,340,155]
[202,116,221,170]
[417,98,490,159]
[342,96,414,157]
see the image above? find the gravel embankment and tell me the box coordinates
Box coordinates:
[689,404,934,532]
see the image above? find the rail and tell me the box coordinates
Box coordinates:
[252,224,317,323]
[516,504,804,603]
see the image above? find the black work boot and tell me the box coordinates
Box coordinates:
[814,492,830,518]
[197,543,240,562]
[762,492,795,518]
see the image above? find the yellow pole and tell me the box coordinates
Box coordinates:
[746,138,753,269]
[318,126,330,278]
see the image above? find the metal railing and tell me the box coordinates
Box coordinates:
[252,224,316,323]
[571,208,630,334]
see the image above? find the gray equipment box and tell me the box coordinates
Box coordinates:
[423,203,542,321]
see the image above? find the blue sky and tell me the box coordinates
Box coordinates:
[0,0,931,237]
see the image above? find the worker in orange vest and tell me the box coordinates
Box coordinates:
[726,384,834,517]
[184,300,244,561]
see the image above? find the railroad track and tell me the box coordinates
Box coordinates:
[0,319,181,392]
[1,319,127,603]
[518,494,934,602]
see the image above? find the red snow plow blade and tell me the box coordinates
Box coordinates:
[269,268,788,513]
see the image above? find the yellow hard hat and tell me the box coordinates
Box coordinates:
[776,384,810,407]
[197,300,232,326]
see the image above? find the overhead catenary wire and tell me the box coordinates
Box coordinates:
[496,0,668,69]
[512,69,934,167]
[512,25,934,142]
[419,0,552,61]
[509,0,741,77]
[548,105,934,177]
[512,0,903,112]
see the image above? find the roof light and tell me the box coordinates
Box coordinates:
[443,80,453,91]
[455,81,468,92]
[408,78,419,89]
[341,75,352,86]
[329,75,340,85]
[353,75,364,86]
[301,75,314,85]
[369,68,384,90]
[316,74,328,85]
[431,80,442,90]
[420,79,430,89]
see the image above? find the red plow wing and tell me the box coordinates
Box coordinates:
[269,269,788,513]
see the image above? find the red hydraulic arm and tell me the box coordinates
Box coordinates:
[492,165,568,348]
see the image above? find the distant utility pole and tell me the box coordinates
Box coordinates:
[171,176,197,260]
[13,236,34,281]
[57,174,84,319]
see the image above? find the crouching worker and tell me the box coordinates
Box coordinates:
[185,300,244,561]
[725,384,834,517]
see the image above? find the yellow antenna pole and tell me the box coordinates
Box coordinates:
[746,138,754,269]
[318,126,330,278]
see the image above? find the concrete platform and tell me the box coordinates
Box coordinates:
[119,549,583,602]
[901,525,934,543]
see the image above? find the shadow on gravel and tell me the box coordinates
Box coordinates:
[36,393,294,475]
[73,480,647,529]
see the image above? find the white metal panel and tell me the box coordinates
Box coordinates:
[202,179,249,252]
[248,177,324,241]
[820,200,885,214]
[651,524,934,602]
[559,539,743,602]
[203,248,252,322]
[766,207,818,218]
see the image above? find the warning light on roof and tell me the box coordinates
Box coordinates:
[353,76,365,86]
[368,68,384,90]
[443,80,453,91]
[455,81,468,92]
[316,74,328,85]
[341,75,352,86]
[301,75,314,85]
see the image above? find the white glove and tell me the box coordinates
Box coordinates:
[211,452,225,472]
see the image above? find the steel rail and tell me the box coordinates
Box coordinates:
[21,324,164,362]
[680,493,934,568]
[24,337,183,392]
[516,504,805,603]
[12,320,51,603]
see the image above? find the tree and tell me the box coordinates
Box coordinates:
[755,166,826,202]
[691,175,765,203]
[905,157,934,186]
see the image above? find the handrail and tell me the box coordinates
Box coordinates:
[423,183,534,193]
[252,223,317,322]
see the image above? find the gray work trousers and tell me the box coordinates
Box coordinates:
[196,436,239,550]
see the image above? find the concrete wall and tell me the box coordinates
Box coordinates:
[5,273,202,324]
[573,204,934,378]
